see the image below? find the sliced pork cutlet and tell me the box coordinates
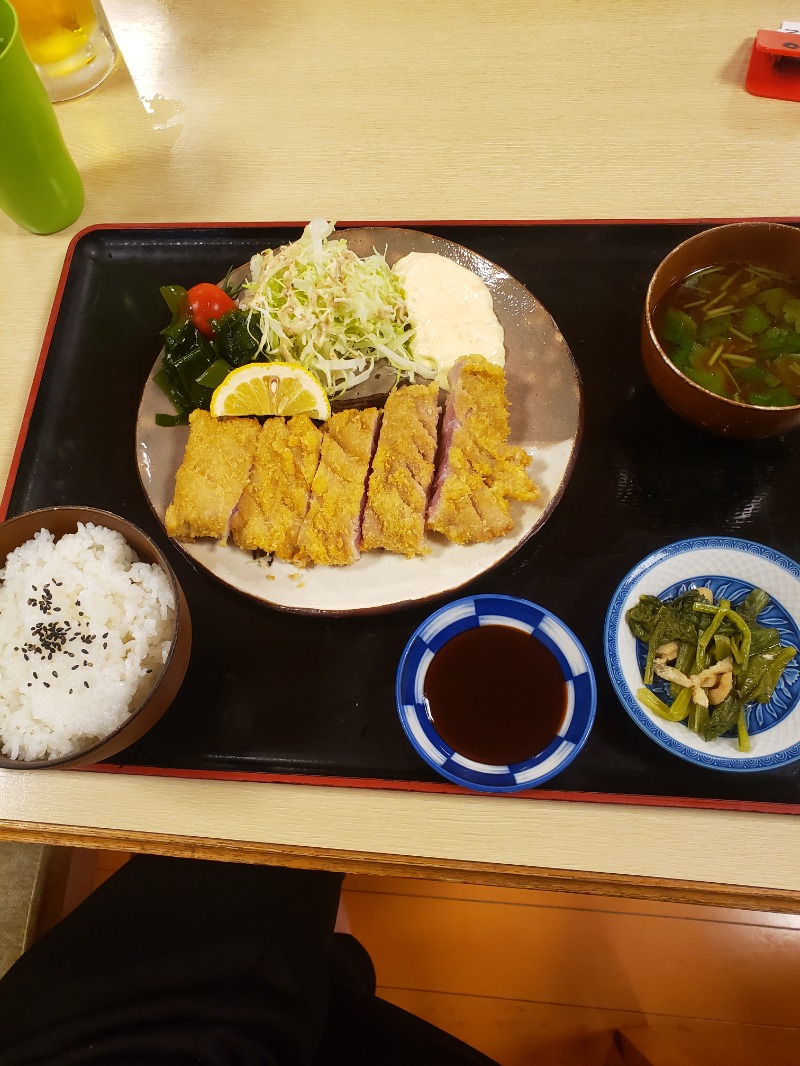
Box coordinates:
[426,354,540,545]
[297,408,382,566]
[361,383,440,557]
[230,415,323,562]
[165,409,261,544]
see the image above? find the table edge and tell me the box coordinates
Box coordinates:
[2,821,798,913]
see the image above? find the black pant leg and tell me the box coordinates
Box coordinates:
[0,854,343,1066]
[312,933,501,1066]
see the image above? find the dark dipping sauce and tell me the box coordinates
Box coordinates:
[423,625,567,765]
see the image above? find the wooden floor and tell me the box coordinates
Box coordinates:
[55,850,800,1064]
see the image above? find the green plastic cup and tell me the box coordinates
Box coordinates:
[0,0,84,234]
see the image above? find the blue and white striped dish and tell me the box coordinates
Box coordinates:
[395,594,597,793]
[604,537,800,772]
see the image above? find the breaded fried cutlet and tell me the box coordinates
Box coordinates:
[165,409,260,544]
[230,415,322,562]
[361,383,440,557]
[297,408,381,566]
[426,355,539,545]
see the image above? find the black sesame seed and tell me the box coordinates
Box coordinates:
[83,681,89,688]
[71,665,79,671]
[32,672,38,679]
[43,682,50,688]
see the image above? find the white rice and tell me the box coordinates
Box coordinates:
[0,522,176,762]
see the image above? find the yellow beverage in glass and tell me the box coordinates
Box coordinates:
[14,0,96,66]
[12,0,116,101]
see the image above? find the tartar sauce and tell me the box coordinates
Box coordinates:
[392,252,505,389]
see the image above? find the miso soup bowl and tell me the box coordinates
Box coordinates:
[0,506,192,770]
[642,221,800,439]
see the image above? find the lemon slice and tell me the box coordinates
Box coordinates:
[209,362,331,420]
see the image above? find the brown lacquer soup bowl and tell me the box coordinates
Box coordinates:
[642,222,800,439]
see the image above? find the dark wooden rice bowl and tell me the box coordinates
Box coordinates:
[0,506,191,769]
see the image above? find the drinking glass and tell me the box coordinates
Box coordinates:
[0,0,84,233]
[13,0,117,102]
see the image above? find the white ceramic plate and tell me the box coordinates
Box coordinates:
[136,227,583,614]
[604,537,800,772]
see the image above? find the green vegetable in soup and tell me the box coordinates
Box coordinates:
[739,303,771,335]
[653,261,800,407]
[758,327,800,353]
[755,287,789,317]
[661,307,697,345]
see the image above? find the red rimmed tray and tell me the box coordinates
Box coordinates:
[4,219,800,814]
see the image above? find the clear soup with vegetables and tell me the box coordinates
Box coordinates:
[654,262,800,407]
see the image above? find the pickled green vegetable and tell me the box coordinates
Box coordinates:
[636,686,691,722]
[625,586,797,751]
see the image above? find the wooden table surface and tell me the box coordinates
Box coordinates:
[2,0,800,910]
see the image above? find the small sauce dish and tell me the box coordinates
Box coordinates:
[396,594,596,792]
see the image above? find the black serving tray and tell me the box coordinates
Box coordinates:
[5,220,800,812]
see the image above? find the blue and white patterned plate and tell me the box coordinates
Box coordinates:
[396,594,596,793]
[604,537,800,772]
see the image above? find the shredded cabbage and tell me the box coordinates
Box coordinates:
[238,219,437,396]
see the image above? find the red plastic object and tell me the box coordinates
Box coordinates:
[746,30,800,101]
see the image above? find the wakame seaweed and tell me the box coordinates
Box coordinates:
[153,286,261,425]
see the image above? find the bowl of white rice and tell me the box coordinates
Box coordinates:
[0,507,191,768]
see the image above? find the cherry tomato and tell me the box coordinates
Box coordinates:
[187,283,237,338]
